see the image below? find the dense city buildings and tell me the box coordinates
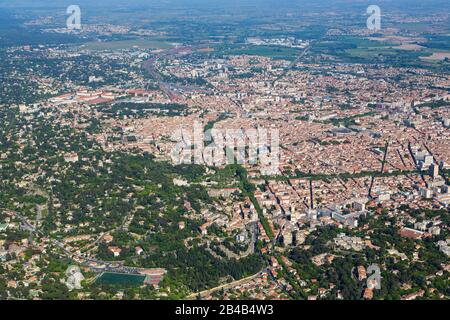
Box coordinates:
[0,0,449,302]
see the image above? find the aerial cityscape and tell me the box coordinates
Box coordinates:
[0,0,449,303]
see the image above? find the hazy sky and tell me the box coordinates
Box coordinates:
[0,0,448,18]
[0,0,448,9]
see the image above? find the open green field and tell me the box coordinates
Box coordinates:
[345,47,414,58]
[311,35,449,70]
[80,39,173,51]
[344,46,449,65]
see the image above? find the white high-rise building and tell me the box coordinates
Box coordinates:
[430,163,440,179]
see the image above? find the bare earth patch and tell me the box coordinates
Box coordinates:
[390,44,426,51]
[421,52,450,61]
[368,36,427,43]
